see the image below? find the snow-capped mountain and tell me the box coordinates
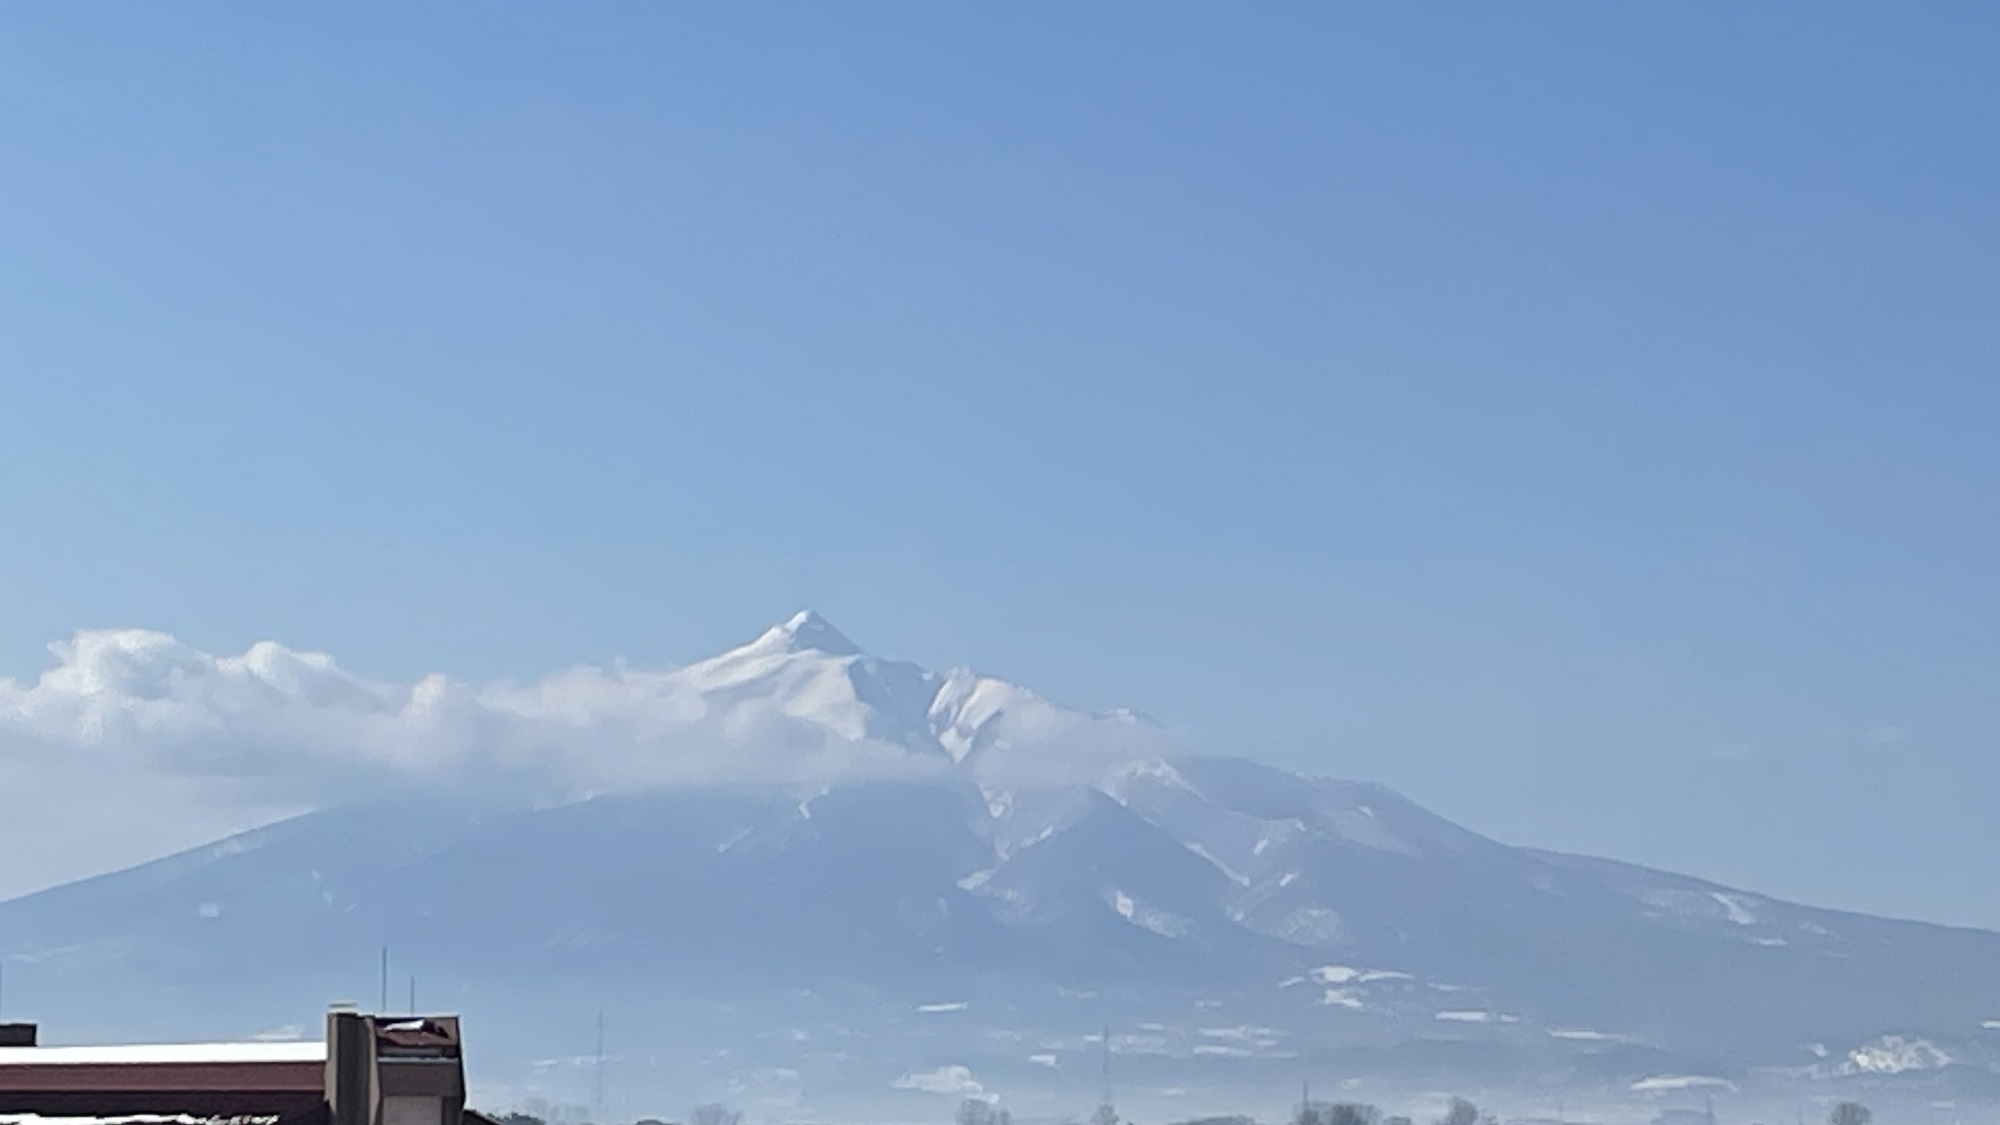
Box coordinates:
[4,613,1999,1113]
[673,611,1168,780]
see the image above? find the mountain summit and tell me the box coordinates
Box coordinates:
[750,609,864,657]
[2,615,1997,1114]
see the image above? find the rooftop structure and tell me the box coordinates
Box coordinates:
[0,1015,465,1125]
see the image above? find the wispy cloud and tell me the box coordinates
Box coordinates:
[0,628,949,803]
[0,624,1178,902]
[0,627,953,898]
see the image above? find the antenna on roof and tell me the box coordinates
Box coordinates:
[409,977,417,1016]
[379,947,390,1014]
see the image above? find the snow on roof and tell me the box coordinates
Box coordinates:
[0,1043,325,1066]
[0,1117,279,1125]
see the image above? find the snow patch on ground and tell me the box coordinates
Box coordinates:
[1108,758,1195,793]
[893,1065,985,1097]
[1631,1075,1739,1093]
[1186,843,1252,887]
[0,1044,326,1065]
[1306,965,1413,997]
[1106,889,1191,938]
[1198,1026,1282,1044]
[1710,892,1759,925]
[1843,1035,1953,1075]
[1251,819,1306,857]
[1267,907,1341,945]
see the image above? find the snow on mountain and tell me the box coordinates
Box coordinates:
[0,611,1173,839]
[4,612,2000,1101]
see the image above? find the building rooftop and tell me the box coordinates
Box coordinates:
[1,1116,282,1125]
[0,1046,325,1068]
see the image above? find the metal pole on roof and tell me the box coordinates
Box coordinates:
[380,947,390,1013]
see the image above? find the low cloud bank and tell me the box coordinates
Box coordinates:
[0,626,1180,900]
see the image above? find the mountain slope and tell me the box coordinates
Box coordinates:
[2,613,1997,1107]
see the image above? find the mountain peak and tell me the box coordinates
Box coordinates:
[752,610,863,657]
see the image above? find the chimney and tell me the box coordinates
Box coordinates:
[0,1024,35,1048]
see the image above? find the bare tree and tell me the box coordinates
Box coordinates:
[1328,1104,1381,1125]
[1440,1099,1481,1125]
[1829,1104,1871,1125]
[957,1100,1013,1125]
[690,1106,741,1125]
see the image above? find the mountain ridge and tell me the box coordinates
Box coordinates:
[3,612,1998,1113]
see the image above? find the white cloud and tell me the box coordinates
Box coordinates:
[934,670,1182,791]
[5,627,959,793]
[0,620,1197,902]
[0,627,957,900]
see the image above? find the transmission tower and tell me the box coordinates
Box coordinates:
[1090,1024,1117,1125]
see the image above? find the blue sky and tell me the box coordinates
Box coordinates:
[1,4,1995,925]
